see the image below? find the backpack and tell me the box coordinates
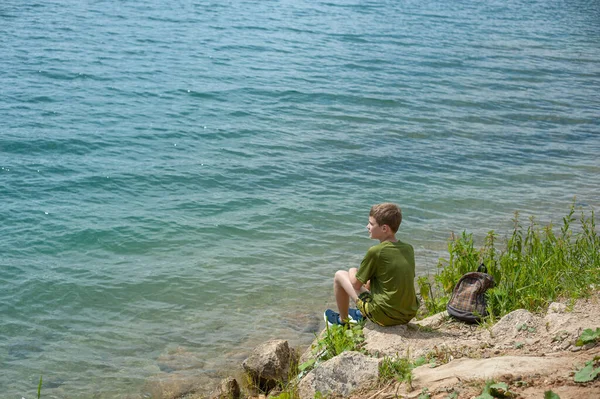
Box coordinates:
[447,264,495,323]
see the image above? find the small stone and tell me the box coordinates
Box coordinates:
[583,342,597,350]
[548,303,567,314]
[571,346,582,352]
[209,377,240,399]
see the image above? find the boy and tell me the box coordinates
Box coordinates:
[324,203,419,326]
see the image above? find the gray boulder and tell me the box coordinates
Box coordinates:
[490,309,533,339]
[242,339,295,391]
[297,351,379,399]
[363,321,411,356]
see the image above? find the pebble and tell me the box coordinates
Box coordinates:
[571,346,581,352]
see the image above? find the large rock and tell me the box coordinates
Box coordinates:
[490,309,533,339]
[363,321,455,358]
[414,311,449,329]
[544,298,600,337]
[242,339,295,391]
[411,354,569,396]
[297,351,379,399]
[363,322,411,356]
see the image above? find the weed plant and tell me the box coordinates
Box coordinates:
[379,353,427,388]
[299,320,367,374]
[474,380,513,399]
[418,204,600,320]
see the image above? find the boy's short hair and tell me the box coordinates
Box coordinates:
[370,203,402,233]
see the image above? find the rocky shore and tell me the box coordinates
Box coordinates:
[145,292,600,399]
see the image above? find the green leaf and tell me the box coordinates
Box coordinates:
[37,375,42,399]
[474,391,494,399]
[413,356,428,367]
[544,390,561,399]
[574,361,600,383]
[489,382,513,397]
[576,328,600,346]
[298,359,316,372]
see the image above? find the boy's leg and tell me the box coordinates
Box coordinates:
[333,268,367,321]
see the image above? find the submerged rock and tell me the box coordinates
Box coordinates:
[142,370,206,399]
[157,346,204,372]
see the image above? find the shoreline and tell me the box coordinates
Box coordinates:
[147,291,600,399]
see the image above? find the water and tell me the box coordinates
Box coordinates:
[1,0,599,397]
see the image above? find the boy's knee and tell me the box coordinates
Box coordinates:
[334,270,349,282]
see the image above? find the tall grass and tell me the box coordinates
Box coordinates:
[419,204,600,320]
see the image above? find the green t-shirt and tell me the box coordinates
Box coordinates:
[355,240,419,325]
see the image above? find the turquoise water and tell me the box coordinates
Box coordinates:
[1,0,599,397]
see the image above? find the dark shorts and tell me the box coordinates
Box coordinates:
[355,292,385,327]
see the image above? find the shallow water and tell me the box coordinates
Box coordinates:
[1,0,599,397]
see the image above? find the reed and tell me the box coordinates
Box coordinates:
[419,203,600,320]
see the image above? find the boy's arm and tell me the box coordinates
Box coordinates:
[349,268,364,291]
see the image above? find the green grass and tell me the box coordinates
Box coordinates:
[299,320,367,374]
[379,353,427,388]
[418,203,600,321]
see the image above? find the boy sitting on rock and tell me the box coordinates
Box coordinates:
[325,203,419,326]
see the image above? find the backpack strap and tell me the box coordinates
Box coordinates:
[477,263,488,274]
